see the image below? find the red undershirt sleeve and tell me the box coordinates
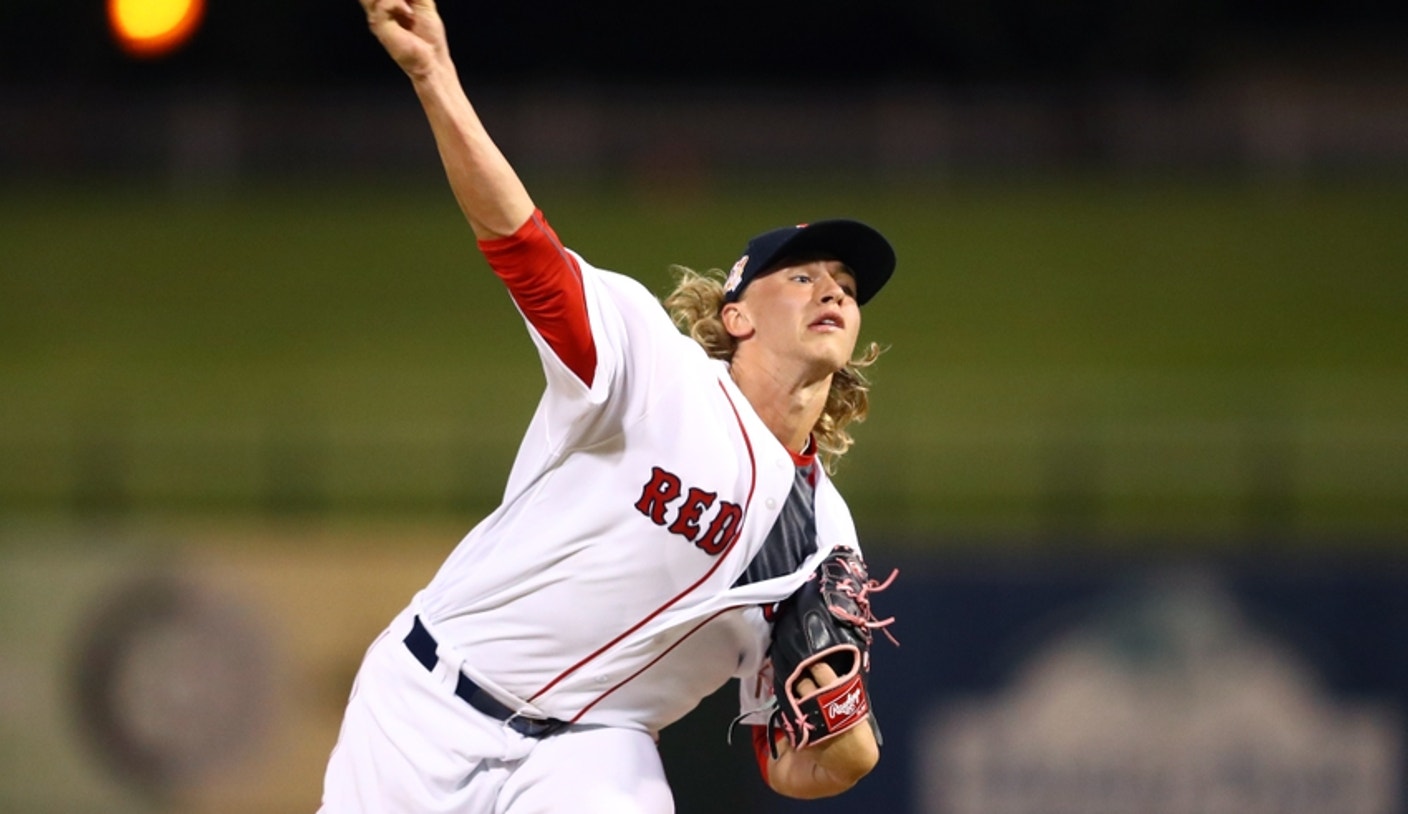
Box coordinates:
[752,725,774,785]
[477,209,597,388]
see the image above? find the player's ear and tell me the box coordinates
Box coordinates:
[721,302,754,339]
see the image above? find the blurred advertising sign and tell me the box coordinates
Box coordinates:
[916,572,1400,814]
[0,526,448,814]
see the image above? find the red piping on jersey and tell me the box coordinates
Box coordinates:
[527,378,758,706]
[567,606,741,723]
[478,209,597,387]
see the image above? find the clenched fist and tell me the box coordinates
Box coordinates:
[360,0,448,80]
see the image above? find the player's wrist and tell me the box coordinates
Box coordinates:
[808,720,879,781]
[405,50,458,89]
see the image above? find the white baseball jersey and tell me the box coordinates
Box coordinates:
[412,212,864,737]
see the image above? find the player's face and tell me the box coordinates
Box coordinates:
[732,258,862,376]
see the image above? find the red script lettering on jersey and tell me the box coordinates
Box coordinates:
[634,466,744,556]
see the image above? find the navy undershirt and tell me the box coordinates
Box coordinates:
[734,460,820,587]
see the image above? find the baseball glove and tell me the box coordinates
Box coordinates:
[766,547,897,756]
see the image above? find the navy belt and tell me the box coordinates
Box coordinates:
[403,615,569,739]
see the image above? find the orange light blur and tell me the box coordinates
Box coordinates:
[109,0,206,59]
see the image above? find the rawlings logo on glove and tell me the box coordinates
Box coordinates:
[766,547,896,756]
[823,683,866,721]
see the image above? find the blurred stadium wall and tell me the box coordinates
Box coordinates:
[4,68,1408,187]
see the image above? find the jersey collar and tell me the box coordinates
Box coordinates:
[789,435,818,469]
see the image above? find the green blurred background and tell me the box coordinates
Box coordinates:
[4,175,1406,545]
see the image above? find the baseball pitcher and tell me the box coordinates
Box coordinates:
[320,2,899,811]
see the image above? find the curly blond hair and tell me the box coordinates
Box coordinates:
[662,265,883,473]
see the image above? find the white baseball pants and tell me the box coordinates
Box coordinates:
[318,607,674,814]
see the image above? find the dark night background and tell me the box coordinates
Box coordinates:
[4,1,1406,90]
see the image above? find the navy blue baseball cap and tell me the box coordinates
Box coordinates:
[723,219,896,305]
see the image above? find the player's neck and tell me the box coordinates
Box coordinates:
[729,361,831,454]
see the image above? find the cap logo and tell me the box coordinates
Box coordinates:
[725,255,748,295]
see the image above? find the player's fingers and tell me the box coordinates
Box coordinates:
[384,0,435,25]
[809,661,840,685]
[363,0,411,26]
[793,660,840,697]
